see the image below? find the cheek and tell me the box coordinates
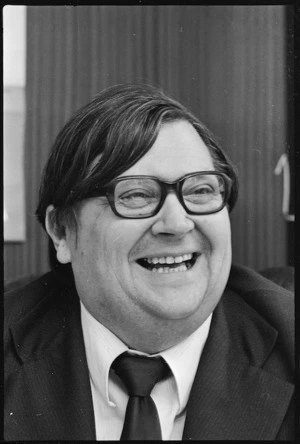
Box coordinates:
[67,224,104,271]
[210,218,232,273]
[74,222,135,274]
[101,220,150,262]
[214,218,231,249]
[198,213,231,255]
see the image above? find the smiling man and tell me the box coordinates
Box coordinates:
[4,84,294,441]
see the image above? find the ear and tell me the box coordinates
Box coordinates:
[45,205,71,264]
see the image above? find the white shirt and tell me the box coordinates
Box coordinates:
[80,302,212,440]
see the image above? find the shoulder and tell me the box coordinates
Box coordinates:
[5,272,55,328]
[226,263,294,361]
[227,263,294,320]
[4,265,80,373]
[4,265,76,332]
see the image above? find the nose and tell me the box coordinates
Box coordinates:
[151,192,195,238]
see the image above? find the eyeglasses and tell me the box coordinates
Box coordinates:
[88,171,232,219]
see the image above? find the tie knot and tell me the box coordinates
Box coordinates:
[112,352,169,397]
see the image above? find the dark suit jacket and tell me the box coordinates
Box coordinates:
[4,264,294,440]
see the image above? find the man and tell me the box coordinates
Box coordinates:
[4,84,294,440]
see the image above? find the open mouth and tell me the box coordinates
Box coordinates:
[136,253,199,274]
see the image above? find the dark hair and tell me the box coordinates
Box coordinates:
[36,84,238,267]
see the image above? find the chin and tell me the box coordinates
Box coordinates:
[144,286,207,321]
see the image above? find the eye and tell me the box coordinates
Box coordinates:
[117,189,158,208]
[183,178,224,204]
[191,185,214,194]
[119,190,156,200]
[185,184,216,196]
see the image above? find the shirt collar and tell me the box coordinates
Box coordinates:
[80,302,127,406]
[159,315,211,411]
[80,301,212,412]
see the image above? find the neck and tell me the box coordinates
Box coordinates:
[107,314,210,354]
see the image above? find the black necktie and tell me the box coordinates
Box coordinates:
[112,352,170,440]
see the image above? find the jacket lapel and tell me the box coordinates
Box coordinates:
[7,283,96,440]
[183,288,294,440]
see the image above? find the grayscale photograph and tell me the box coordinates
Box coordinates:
[4,4,295,441]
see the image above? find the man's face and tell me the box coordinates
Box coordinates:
[63,120,232,352]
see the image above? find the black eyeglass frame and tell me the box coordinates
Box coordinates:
[88,171,232,219]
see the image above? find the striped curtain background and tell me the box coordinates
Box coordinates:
[4,5,291,283]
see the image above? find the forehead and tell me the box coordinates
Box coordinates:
[121,120,214,181]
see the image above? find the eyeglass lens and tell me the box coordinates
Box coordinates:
[113,174,226,217]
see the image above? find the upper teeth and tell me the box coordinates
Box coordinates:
[145,253,193,264]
